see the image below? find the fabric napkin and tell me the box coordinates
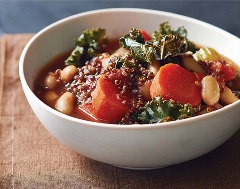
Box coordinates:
[0,34,240,189]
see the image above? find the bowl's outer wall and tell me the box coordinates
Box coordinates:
[20,9,240,168]
[26,92,240,168]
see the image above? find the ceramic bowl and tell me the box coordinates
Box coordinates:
[19,8,240,169]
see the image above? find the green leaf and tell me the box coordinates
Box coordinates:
[152,22,172,40]
[119,37,157,63]
[126,28,145,43]
[65,46,84,67]
[111,54,139,69]
[76,28,107,50]
[137,97,195,124]
[65,28,107,67]
[152,22,198,53]
[157,34,188,60]
[120,33,188,64]
[152,22,187,40]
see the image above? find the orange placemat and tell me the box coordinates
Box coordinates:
[0,34,240,189]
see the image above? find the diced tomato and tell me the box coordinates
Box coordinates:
[221,62,236,81]
[210,61,236,81]
[140,30,151,42]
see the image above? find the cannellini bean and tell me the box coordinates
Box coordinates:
[43,72,60,89]
[182,55,205,74]
[99,53,111,70]
[148,61,161,76]
[55,92,75,115]
[43,91,59,105]
[60,65,77,83]
[139,80,152,100]
[100,48,130,70]
[220,87,239,105]
[201,76,220,106]
[114,47,130,55]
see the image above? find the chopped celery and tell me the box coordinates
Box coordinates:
[193,47,220,61]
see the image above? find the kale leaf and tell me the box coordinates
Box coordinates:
[120,33,188,64]
[137,97,195,124]
[152,22,187,40]
[119,22,199,64]
[65,28,107,67]
[119,38,157,63]
[123,28,145,44]
[153,22,198,53]
[112,54,139,69]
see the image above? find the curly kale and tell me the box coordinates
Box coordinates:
[137,97,195,124]
[65,28,107,67]
[124,28,145,44]
[120,33,188,64]
[119,22,198,65]
[153,22,198,53]
[152,22,187,40]
[111,54,139,69]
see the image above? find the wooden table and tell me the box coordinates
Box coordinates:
[0,34,240,189]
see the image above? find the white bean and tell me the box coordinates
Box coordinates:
[99,53,111,70]
[100,48,131,70]
[114,47,130,55]
[43,72,60,89]
[139,80,152,100]
[182,55,205,74]
[60,65,77,83]
[201,76,220,106]
[220,87,238,105]
[148,61,161,76]
[43,91,59,105]
[55,92,75,115]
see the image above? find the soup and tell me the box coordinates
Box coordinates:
[34,23,240,124]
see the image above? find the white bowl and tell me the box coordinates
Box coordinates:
[19,8,240,169]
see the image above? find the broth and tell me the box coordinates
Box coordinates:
[33,26,240,125]
[34,39,120,122]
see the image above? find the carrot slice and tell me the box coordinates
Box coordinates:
[90,75,129,123]
[150,63,202,106]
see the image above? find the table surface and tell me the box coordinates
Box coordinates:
[0,1,240,189]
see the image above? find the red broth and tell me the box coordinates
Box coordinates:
[34,40,120,122]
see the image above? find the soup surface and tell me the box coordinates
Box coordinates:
[34,23,240,124]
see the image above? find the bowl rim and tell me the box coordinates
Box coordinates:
[19,8,240,130]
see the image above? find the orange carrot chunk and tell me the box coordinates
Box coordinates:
[76,104,99,122]
[90,75,129,123]
[150,63,202,106]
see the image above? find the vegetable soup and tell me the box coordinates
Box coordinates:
[34,22,240,124]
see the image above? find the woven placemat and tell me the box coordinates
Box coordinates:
[0,34,239,189]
